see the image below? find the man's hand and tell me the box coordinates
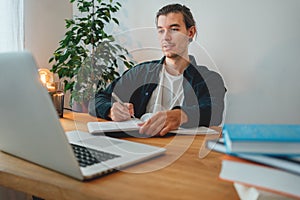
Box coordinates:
[138,109,188,136]
[109,102,134,121]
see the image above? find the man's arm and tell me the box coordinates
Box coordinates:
[89,60,162,120]
[88,83,115,120]
[179,69,226,128]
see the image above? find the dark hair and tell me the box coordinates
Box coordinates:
[155,4,196,31]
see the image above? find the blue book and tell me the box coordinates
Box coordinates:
[223,124,300,155]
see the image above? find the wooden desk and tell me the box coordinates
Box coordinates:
[0,111,239,200]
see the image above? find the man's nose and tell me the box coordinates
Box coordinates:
[162,30,171,41]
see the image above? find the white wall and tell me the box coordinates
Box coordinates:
[104,0,300,124]
[24,0,72,108]
[24,0,72,69]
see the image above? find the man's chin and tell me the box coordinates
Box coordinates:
[164,52,179,59]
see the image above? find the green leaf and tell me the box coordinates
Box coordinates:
[112,17,119,25]
[116,2,121,7]
[65,19,75,28]
[48,57,54,63]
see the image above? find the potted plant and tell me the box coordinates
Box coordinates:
[49,0,134,112]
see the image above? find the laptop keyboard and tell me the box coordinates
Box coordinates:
[71,144,120,168]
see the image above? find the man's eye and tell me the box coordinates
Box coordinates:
[158,29,164,34]
[171,28,179,32]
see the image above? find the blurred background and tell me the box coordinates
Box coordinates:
[24,0,300,124]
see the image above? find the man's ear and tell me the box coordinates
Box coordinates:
[188,26,196,42]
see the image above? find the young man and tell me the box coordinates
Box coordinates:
[89,4,226,136]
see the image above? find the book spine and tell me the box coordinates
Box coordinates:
[222,127,232,153]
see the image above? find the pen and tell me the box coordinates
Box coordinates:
[111,92,137,120]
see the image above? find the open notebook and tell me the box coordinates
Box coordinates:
[87,113,218,136]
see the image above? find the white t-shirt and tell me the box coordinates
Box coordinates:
[146,66,184,113]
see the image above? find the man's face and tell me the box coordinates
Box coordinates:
[157,12,194,59]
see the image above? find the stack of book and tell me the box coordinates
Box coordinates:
[206,124,300,199]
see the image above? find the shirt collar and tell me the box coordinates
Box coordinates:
[158,55,198,67]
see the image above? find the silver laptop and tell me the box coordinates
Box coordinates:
[0,51,166,180]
